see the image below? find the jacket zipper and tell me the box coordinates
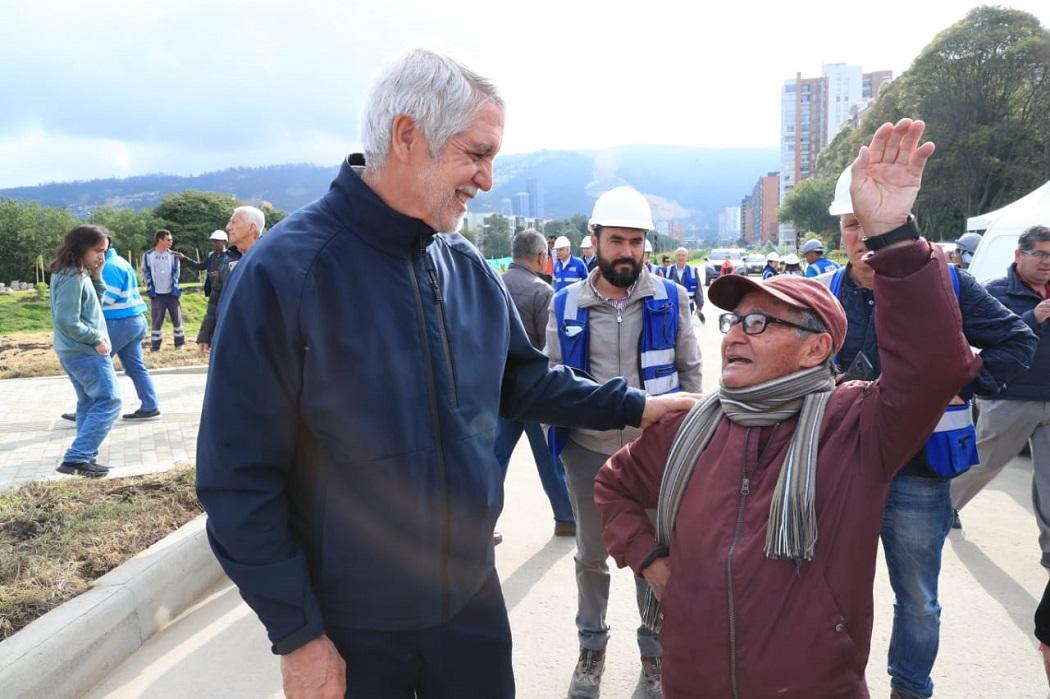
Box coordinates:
[424,252,459,409]
[726,428,757,699]
[407,252,451,622]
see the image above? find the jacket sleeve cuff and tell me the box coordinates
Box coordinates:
[623,532,663,575]
[271,623,326,655]
[623,388,647,428]
[638,545,670,574]
[864,221,930,278]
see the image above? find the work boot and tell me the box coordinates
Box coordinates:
[554,520,576,537]
[951,508,961,530]
[60,413,76,422]
[640,656,663,697]
[56,461,110,478]
[493,532,503,546]
[569,648,605,698]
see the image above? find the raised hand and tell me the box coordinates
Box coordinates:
[850,118,936,236]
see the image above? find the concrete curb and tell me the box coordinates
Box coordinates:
[0,514,224,698]
[14,364,210,381]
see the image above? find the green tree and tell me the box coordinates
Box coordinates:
[0,199,77,283]
[88,206,158,264]
[777,177,839,248]
[481,215,512,258]
[152,190,240,264]
[814,6,1050,239]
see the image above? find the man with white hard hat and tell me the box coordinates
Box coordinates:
[642,239,657,275]
[581,234,598,271]
[821,147,1036,699]
[762,252,780,279]
[176,229,230,298]
[554,234,590,291]
[546,184,703,698]
[800,238,839,277]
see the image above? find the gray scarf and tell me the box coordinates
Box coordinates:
[641,365,835,631]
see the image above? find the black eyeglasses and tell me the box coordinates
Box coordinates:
[1020,249,1050,261]
[719,312,821,336]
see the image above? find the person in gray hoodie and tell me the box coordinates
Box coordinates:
[48,225,121,477]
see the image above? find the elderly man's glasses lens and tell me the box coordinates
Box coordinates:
[719,312,821,336]
[1020,250,1050,261]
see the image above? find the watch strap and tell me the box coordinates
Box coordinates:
[862,217,919,252]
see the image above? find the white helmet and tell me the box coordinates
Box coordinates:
[644,239,653,253]
[209,229,229,241]
[783,253,801,265]
[765,252,780,263]
[828,166,853,216]
[800,238,824,255]
[589,186,654,232]
[553,235,571,249]
[581,235,592,249]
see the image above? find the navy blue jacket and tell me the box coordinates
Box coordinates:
[984,264,1050,400]
[195,158,646,653]
[830,262,1036,477]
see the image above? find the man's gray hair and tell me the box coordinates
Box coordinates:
[1019,225,1050,252]
[362,49,504,166]
[513,229,547,259]
[675,247,688,255]
[235,206,266,236]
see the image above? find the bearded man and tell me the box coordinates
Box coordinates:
[546,185,703,698]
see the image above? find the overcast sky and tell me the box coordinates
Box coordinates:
[2,0,1048,189]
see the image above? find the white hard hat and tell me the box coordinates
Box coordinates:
[783,253,801,265]
[589,186,654,232]
[209,230,229,241]
[766,252,780,263]
[644,239,653,253]
[828,167,853,216]
[581,235,592,249]
[554,235,571,249]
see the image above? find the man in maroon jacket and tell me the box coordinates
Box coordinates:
[595,119,981,698]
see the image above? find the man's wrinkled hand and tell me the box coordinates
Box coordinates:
[640,393,703,429]
[642,557,671,601]
[1034,299,1050,325]
[850,118,935,237]
[280,634,346,699]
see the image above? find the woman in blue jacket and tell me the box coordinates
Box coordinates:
[49,225,121,478]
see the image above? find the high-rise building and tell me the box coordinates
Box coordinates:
[512,192,530,217]
[718,206,741,243]
[526,178,544,219]
[740,195,754,244]
[779,64,892,246]
[752,172,780,245]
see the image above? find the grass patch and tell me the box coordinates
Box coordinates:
[0,466,201,640]
[0,289,209,379]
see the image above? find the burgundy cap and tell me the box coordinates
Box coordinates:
[708,274,847,351]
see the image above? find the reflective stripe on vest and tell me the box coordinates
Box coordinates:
[932,403,973,432]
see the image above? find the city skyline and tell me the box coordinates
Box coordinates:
[3,1,1048,189]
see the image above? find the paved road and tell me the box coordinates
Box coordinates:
[0,368,207,489]
[6,318,1049,696]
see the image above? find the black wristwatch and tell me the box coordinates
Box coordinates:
[862,216,919,252]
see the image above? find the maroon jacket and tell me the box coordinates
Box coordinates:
[595,241,981,698]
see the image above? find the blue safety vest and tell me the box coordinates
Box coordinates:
[548,277,682,457]
[805,257,840,277]
[553,256,589,291]
[828,263,977,478]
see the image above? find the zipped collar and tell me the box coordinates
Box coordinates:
[323,153,437,260]
[1007,263,1049,300]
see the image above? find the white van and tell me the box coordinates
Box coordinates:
[967,229,1019,285]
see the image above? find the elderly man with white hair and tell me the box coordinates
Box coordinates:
[195,49,697,697]
[664,246,704,319]
[195,205,265,354]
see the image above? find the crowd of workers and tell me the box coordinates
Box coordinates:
[42,48,1050,698]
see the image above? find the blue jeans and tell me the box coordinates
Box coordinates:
[59,353,122,463]
[880,474,953,699]
[493,418,574,524]
[107,314,158,412]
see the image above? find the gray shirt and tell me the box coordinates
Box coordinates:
[143,249,175,294]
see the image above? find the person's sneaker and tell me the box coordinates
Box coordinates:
[569,648,606,698]
[951,508,962,530]
[60,413,76,422]
[123,408,161,421]
[56,461,110,478]
[640,656,663,698]
[493,532,503,546]
[554,521,576,537]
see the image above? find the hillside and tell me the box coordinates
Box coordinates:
[0,145,778,229]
